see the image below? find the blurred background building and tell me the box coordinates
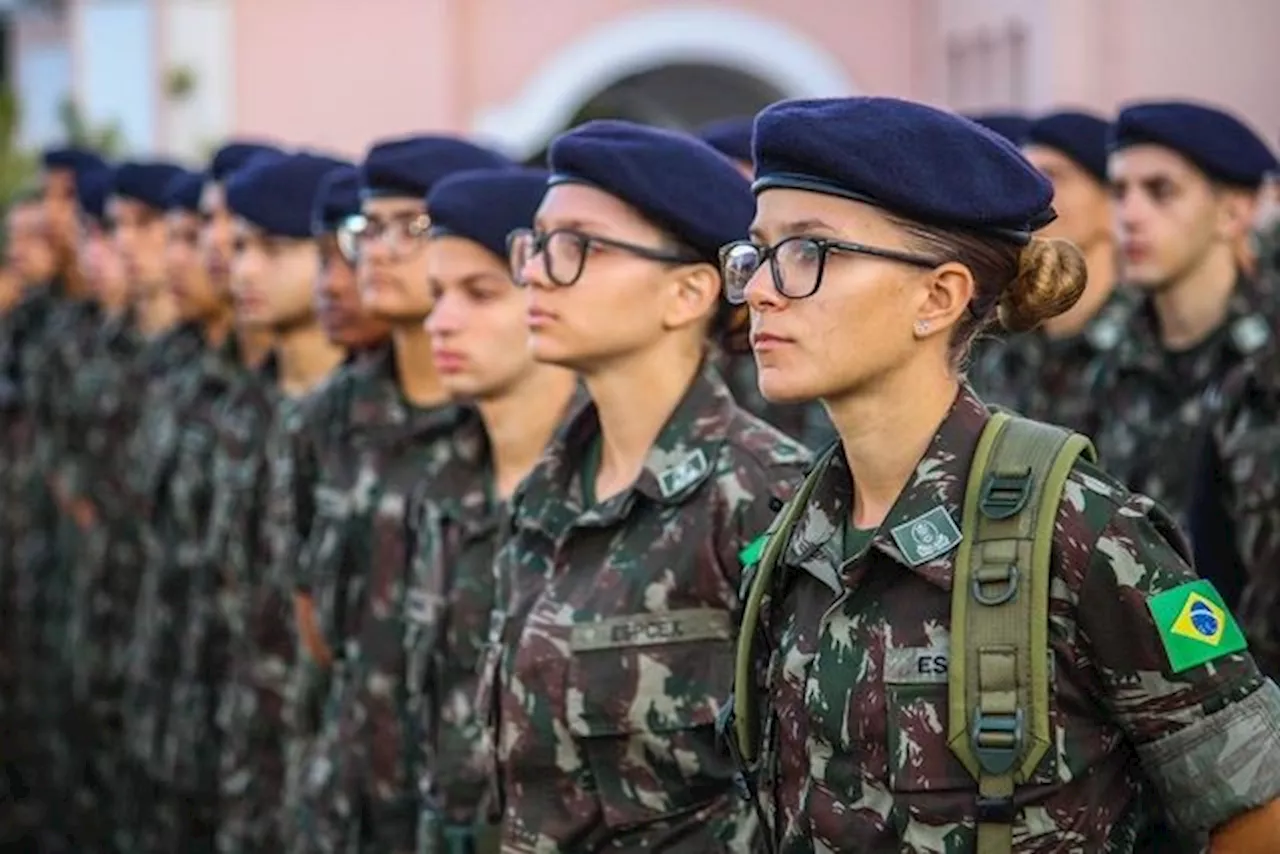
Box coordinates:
[2,0,1277,164]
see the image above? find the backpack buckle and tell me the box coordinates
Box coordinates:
[979,469,1032,519]
[970,707,1024,774]
[971,564,1020,607]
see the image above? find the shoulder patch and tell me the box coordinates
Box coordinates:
[1147,580,1248,674]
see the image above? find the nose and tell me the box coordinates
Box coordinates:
[742,261,784,312]
[425,292,461,336]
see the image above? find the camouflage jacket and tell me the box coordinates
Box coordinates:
[715,345,834,451]
[42,297,104,489]
[746,385,1280,853]
[480,363,810,853]
[1091,277,1274,524]
[1189,342,1280,678]
[293,345,476,849]
[967,287,1134,436]
[124,331,242,782]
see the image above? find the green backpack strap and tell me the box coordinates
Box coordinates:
[732,443,839,765]
[947,411,1096,854]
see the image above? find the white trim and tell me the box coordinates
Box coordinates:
[471,6,856,158]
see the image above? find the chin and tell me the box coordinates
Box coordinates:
[757,366,824,405]
[528,333,578,370]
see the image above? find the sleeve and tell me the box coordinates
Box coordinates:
[1077,491,1280,835]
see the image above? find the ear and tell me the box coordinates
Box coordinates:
[1215,188,1257,242]
[660,262,722,331]
[914,261,974,338]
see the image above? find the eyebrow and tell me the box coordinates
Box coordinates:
[749,217,837,243]
[532,215,609,234]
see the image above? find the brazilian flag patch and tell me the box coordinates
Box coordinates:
[739,534,768,567]
[1146,580,1247,674]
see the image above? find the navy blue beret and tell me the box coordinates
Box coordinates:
[75,167,114,221]
[164,169,205,214]
[210,141,286,182]
[311,165,361,235]
[696,116,755,164]
[1024,110,1110,183]
[754,98,1056,242]
[964,113,1032,144]
[227,151,351,238]
[1111,101,1279,189]
[42,146,107,179]
[360,135,512,200]
[427,167,550,261]
[548,119,755,263]
[111,161,189,211]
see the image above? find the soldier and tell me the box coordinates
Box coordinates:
[406,167,578,853]
[1092,101,1278,523]
[697,116,835,451]
[0,189,59,841]
[284,135,510,854]
[487,120,809,852]
[968,110,1130,434]
[41,147,108,282]
[720,95,1280,853]
[206,152,350,854]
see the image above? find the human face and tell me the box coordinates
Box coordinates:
[513,183,694,372]
[79,220,129,310]
[200,182,235,300]
[42,168,78,251]
[167,210,222,321]
[109,196,169,297]
[6,203,57,285]
[1023,145,1111,251]
[738,190,943,404]
[231,219,321,330]
[1109,145,1237,291]
[426,235,535,400]
[315,233,390,348]
[355,196,432,322]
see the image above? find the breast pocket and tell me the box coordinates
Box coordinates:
[565,608,737,829]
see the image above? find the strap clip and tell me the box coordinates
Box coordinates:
[975,794,1018,823]
[971,707,1024,775]
[979,469,1032,519]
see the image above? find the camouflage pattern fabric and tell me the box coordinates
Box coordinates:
[1091,278,1275,523]
[402,414,513,853]
[1189,342,1280,679]
[290,346,477,854]
[745,386,1280,853]
[218,387,313,854]
[968,287,1135,435]
[480,362,809,853]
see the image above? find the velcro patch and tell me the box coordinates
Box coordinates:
[570,608,731,652]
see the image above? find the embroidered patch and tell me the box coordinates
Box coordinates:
[1147,580,1247,674]
[889,505,963,567]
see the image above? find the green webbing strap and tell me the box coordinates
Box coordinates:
[733,443,838,765]
[947,412,1095,854]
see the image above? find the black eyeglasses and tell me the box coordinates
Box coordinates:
[337,212,430,263]
[718,236,941,305]
[506,227,702,288]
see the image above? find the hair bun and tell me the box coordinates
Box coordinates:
[998,237,1088,333]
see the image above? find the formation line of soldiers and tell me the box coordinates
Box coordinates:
[0,92,1278,854]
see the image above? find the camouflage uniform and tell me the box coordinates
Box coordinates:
[291,346,476,854]
[716,346,834,451]
[62,308,148,848]
[1091,278,1274,523]
[403,412,520,853]
[744,386,1280,852]
[217,383,314,854]
[122,326,237,852]
[1188,342,1280,679]
[968,288,1135,435]
[480,363,809,852]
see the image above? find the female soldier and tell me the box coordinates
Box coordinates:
[723,96,1280,853]
[409,166,578,852]
[486,121,810,852]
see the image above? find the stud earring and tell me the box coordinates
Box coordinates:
[915,320,930,336]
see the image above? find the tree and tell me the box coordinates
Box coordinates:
[55,97,125,158]
[0,86,39,209]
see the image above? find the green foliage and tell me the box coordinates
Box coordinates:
[0,87,38,210]
[55,97,125,158]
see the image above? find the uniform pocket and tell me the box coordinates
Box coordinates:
[565,608,737,829]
